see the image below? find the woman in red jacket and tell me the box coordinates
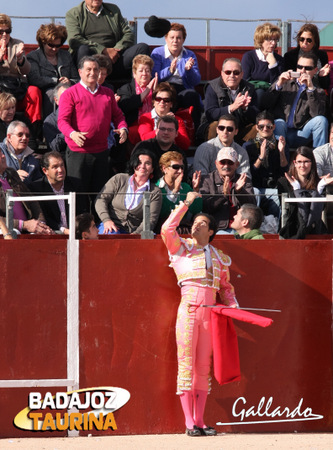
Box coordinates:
[138,82,191,151]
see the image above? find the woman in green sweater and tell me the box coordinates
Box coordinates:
[156,151,202,233]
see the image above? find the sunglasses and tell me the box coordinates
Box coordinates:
[299,37,313,44]
[155,96,171,103]
[223,70,241,76]
[0,29,11,35]
[12,132,30,138]
[217,125,235,132]
[47,43,62,48]
[168,164,184,170]
[258,124,274,131]
[218,159,234,166]
[296,64,315,71]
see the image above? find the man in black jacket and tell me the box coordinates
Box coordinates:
[203,58,259,142]
[29,151,88,234]
[200,147,256,233]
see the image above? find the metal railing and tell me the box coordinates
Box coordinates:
[5,190,76,240]
[4,189,333,239]
[4,189,154,239]
[10,15,333,57]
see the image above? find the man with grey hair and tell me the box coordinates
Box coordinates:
[43,82,72,156]
[202,57,259,142]
[231,204,265,239]
[0,120,41,183]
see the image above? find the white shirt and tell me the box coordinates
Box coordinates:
[125,175,150,210]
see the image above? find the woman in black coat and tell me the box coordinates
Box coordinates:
[284,23,330,90]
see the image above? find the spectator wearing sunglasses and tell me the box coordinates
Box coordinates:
[202,58,259,144]
[0,14,42,133]
[284,23,330,90]
[243,111,289,186]
[0,120,41,184]
[138,82,191,150]
[243,111,288,217]
[200,147,256,234]
[155,150,202,233]
[193,114,251,178]
[27,23,79,118]
[263,52,329,150]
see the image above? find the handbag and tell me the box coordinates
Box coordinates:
[0,75,28,101]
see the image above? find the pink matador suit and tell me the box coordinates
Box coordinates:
[161,202,239,397]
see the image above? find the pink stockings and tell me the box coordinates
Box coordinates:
[179,389,208,429]
[176,286,215,428]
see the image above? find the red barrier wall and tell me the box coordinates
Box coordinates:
[0,238,332,438]
[24,44,333,83]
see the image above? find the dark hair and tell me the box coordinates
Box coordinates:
[289,146,320,190]
[218,114,239,129]
[193,212,218,242]
[41,151,64,170]
[78,55,99,70]
[152,82,177,106]
[53,82,71,100]
[128,148,159,182]
[156,115,179,131]
[297,50,318,68]
[256,110,275,125]
[91,54,113,75]
[296,23,320,50]
[240,204,263,229]
[76,213,94,240]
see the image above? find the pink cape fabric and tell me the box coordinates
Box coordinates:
[211,307,273,385]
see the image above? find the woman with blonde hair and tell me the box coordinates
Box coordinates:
[155,151,202,233]
[242,22,284,107]
[117,54,157,145]
[0,91,37,149]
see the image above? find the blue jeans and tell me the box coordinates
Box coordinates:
[274,116,328,148]
[98,222,128,235]
[253,187,281,218]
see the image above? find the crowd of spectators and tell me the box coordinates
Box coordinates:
[1,3,333,240]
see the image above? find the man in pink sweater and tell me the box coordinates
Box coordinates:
[58,56,128,194]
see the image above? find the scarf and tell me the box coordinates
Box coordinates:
[135,81,153,119]
[254,133,277,169]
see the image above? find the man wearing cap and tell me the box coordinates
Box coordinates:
[193,114,251,178]
[200,147,256,233]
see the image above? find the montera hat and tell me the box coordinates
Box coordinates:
[144,15,171,38]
